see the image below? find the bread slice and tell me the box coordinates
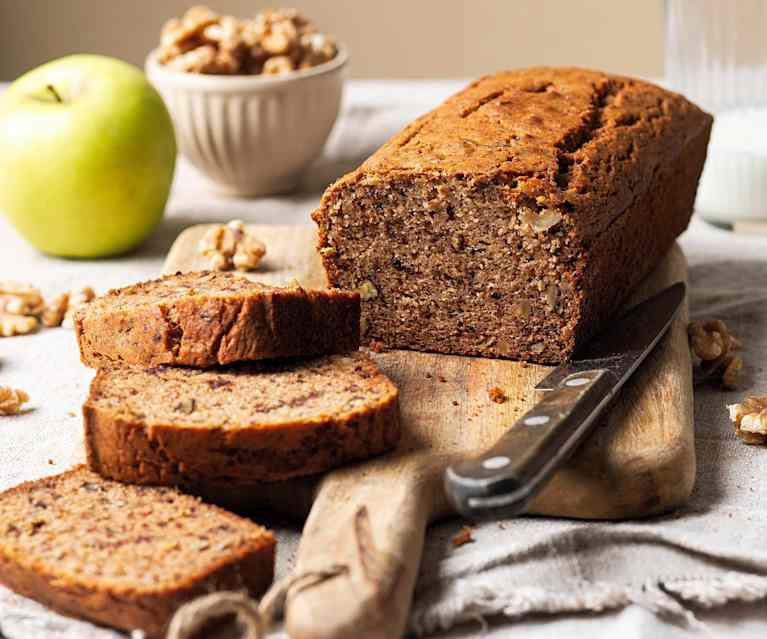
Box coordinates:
[84,352,400,485]
[74,271,360,368]
[0,467,275,638]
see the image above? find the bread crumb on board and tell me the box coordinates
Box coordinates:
[451,525,475,548]
[488,386,507,404]
[368,340,385,353]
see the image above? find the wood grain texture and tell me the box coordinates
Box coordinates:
[164,224,695,639]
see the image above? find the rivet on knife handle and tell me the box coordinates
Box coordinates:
[445,369,617,520]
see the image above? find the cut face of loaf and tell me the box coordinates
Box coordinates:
[0,467,275,638]
[313,67,713,363]
[84,352,400,484]
[75,271,360,368]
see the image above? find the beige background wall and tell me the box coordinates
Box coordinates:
[0,0,665,81]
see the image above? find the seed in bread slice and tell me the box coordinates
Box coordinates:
[0,467,275,638]
[84,351,400,485]
[74,271,360,369]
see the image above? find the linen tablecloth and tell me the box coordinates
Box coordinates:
[2,80,767,639]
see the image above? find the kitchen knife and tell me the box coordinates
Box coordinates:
[444,281,686,520]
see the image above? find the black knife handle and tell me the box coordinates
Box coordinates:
[445,369,618,520]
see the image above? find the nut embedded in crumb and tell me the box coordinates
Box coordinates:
[198,220,266,272]
[688,319,743,389]
[451,526,475,548]
[0,387,30,415]
[357,280,379,301]
[286,278,303,289]
[0,313,38,337]
[519,208,562,233]
[728,396,767,444]
[488,386,507,404]
[62,287,96,328]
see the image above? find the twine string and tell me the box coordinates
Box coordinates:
[166,564,348,639]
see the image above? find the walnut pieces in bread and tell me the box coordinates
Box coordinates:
[74,271,360,368]
[158,6,337,75]
[0,467,275,637]
[728,396,767,444]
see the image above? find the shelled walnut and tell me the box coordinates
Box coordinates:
[0,282,44,316]
[728,396,767,444]
[0,313,38,337]
[158,6,337,75]
[62,287,96,328]
[688,319,743,390]
[198,220,266,272]
[41,293,70,327]
[0,387,29,415]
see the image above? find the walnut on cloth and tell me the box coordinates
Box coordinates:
[0,282,96,334]
[688,319,742,389]
[0,312,38,337]
[0,282,44,316]
[0,387,30,415]
[198,220,266,272]
[728,396,767,445]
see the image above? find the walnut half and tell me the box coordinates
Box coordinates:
[198,220,266,272]
[688,319,743,389]
[0,387,30,415]
[728,396,767,445]
[0,313,38,337]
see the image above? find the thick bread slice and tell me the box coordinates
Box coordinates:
[75,271,360,368]
[84,352,400,484]
[0,467,275,638]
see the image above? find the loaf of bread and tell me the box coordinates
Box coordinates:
[313,67,712,363]
[0,467,275,638]
[84,352,400,485]
[75,271,360,368]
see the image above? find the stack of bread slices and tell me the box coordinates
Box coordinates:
[0,270,400,638]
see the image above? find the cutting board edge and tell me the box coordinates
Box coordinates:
[162,224,696,522]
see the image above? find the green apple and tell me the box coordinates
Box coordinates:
[0,55,176,257]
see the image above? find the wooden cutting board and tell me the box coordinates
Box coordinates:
[164,224,695,639]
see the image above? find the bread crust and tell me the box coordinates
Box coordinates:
[313,67,712,363]
[0,467,275,638]
[75,272,360,369]
[84,354,401,485]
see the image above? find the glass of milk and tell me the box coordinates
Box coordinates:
[666,0,767,223]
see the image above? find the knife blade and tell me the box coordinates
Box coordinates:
[444,281,686,520]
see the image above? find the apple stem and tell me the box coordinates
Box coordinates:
[46,84,63,103]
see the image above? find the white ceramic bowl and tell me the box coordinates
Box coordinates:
[145,46,347,197]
